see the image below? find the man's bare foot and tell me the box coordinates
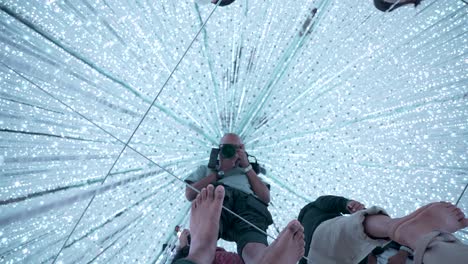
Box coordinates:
[258,220,305,264]
[390,202,468,249]
[388,202,437,237]
[186,185,225,264]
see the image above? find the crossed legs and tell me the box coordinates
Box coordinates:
[363,202,468,250]
[308,202,468,264]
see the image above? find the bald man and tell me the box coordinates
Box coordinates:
[185,134,303,264]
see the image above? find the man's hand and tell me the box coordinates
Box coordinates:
[346,200,365,213]
[388,250,409,264]
[236,145,250,168]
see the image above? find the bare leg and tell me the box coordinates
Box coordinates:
[242,243,267,264]
[185,185,225,264]
[362,202,468,250]
[242,220,304,264]
[363,203,436,240]
[390,202,468,248]
[363,214,392,239]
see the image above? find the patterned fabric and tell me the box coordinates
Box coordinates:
[214,248,244,264]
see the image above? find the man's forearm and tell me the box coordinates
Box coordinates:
[246,170,270,204]
[185,173,218,201]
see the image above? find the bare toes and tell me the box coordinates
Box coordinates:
[288,220,302,233]
[196,188,205,206]
[215,185,225,201]
[446,203,456,209]
[295,231,304,241]
[201,187,208,201]
[462,218,468,228]
[206,184,215,200]
[456,212,464,221]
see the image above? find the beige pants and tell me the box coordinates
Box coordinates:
[308,206,389,264]
[308,207,468,264]
[414,231,468,264]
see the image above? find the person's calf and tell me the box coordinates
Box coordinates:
[241,242,268,264]
[363,214,393,239]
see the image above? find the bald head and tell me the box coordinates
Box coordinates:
[220,133,243,145]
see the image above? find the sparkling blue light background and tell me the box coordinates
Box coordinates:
[0,0,467,263]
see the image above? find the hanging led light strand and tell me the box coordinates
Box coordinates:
[455,183,468,206]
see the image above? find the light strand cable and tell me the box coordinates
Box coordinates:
[455,183,468,206]
[47,2,222,263]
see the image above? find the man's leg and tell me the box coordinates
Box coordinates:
[307,202,467,264]
[241,243,266,264]
[241,220,305,264]
[363,202,468,249]
[176,185,225,264]
[413,231,468,264]
[359,201,468,264]
[308,206,390,264]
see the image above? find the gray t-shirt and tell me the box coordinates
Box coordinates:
[185,165,260,196]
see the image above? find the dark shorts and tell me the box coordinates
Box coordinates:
[218,186,273,255]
